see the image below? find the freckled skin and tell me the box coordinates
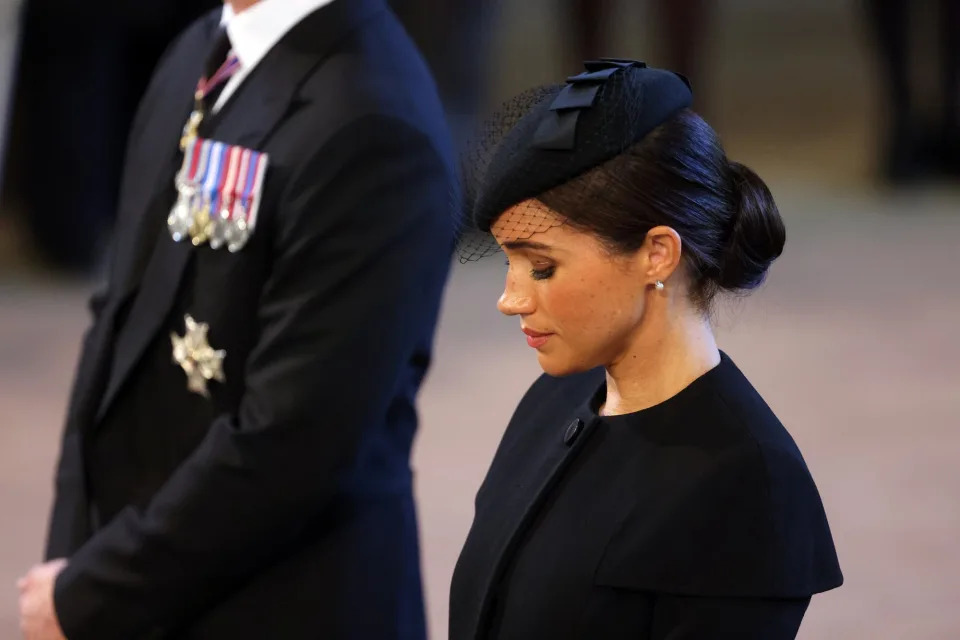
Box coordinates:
[493,200,650,377]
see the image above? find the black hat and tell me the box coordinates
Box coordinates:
[459,59,692,261]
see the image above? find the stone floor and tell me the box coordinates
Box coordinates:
[2,185,958,638]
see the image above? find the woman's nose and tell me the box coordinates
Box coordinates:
[497,276,535,316]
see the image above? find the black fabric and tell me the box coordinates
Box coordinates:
[941,0,960,132]
[203,28,232,80]
[865,0,911,124]
[45,1,456,638]
[450,352,842,640]
[468,61,691,233]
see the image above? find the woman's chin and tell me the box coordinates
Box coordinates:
[536,352,592,378]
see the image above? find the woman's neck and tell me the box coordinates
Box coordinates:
[227,0,261,14]
[601,303,720,416]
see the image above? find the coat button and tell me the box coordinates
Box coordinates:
[564,418,584,446]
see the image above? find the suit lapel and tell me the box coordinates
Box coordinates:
[469,413,600,639]
[66,17,215,433]
[93,0,387,426]
[109,19,216,302]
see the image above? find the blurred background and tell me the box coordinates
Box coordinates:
[1,0,958,638]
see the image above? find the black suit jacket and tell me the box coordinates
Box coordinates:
[45,2,456,638]
[450,353,843,640]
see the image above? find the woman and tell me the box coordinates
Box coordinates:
[450,60,842,639]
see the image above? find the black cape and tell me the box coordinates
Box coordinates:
[450,352,842,640]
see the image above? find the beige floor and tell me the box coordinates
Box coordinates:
[2,185,958,638]
[2,1,960,638]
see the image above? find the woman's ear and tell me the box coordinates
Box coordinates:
[642,225,682,284]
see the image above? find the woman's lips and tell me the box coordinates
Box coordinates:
[522,327,553,349]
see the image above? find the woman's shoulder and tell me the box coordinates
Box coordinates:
[667,352,823,482]
[701,356,833,524]
[677,352,799,451]
[596,433,844,599]
[595,354,844,599]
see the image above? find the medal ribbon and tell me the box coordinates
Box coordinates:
[201,142,226,207]
[217,146,242,216]
[247,152,269,230]
[186,138,204,183]
[196,53,242,103]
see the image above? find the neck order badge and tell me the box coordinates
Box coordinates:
[180,47,241,150]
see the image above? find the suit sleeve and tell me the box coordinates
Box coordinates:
[52,115,455,639]
[650,595,811,639]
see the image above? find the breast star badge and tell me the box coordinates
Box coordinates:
[171,314,225,397]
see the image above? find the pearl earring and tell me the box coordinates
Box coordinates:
[655,280,664,291]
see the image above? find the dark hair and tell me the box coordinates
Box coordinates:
[537,109,785,310]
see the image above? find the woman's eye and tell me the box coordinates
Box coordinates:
[530,265,555,281]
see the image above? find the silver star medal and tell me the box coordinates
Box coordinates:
[171,314,226,397]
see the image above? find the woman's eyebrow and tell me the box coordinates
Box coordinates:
[502,240,555,252]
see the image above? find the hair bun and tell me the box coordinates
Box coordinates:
[717,161,786,290]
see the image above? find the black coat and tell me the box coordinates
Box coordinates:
[45,2,455,638]
[450,352,843,639]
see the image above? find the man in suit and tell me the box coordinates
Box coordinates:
[17,0,456,638]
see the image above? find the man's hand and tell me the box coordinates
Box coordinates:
[18,559,68,640]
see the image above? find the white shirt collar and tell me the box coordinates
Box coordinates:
[219,0,338,72]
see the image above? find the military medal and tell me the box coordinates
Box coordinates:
[171,47,241,242]
[167,50,268,252]
[190,141,226,246]
[225,205,249,253]
[168,138,207,242]
[210,202,233,250]
[223,148,253,252]
[168,188,194,243]
[179,53,241,151]
[171,314,226,397]
[189,197,213,246]
[227,148,268,253]
[209,146,242,250]
[168,196,194,242]
[180,107,204,151]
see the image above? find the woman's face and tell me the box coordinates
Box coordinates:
[492,199,652,377]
